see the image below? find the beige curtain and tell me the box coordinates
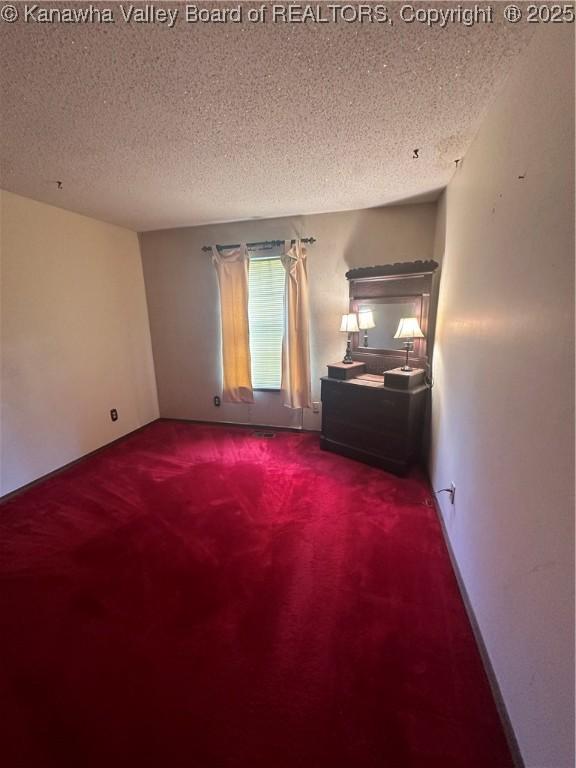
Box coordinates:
[281,240,312,409]
[212,245,254,403]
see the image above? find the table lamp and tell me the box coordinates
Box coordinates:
[340,313,359,364]
[358,309,375,347]
[393,317,424,371]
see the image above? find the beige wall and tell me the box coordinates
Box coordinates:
[140,203,438,430]
[0,191,159,496]
[430,27,574,768]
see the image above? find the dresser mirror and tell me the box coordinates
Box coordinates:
[355,297,423,352]
[346,261,439,373]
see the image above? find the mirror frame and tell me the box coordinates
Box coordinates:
[345,260,439,374]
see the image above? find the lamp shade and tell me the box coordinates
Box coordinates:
[358,309,375,330]
[340,313,359,333]
[393,317,425,339]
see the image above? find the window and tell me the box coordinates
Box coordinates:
[248,257,284,389]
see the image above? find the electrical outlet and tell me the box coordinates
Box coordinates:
[449,482,456,505]
[110,408,118,422]
[213,395,221,407]
[312,401,320,414]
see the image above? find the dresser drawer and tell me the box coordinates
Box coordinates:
[322,418,410,459]
[321,380,409,432]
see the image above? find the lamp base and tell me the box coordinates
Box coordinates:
[342,339,354,364]
[401,340,413,371]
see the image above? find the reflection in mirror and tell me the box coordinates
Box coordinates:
[356,301,420,350]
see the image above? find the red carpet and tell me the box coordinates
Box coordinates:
[0,420,513,768]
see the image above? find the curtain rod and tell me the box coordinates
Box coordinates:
[202,237,316,252]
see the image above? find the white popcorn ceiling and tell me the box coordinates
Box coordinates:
[0,2,532,231]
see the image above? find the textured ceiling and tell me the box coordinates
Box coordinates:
[0,2,531,231]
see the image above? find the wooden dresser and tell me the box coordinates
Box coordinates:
[320,370,427,476]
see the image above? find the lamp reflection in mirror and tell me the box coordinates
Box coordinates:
[394,317,425,371]
[357,308,375,347]
[340,313,359,364]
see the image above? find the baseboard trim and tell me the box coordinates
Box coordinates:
[430,493,525,768]
[158,416,318,434]
[0,419,160,504]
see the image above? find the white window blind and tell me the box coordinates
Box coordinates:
[248,257,285,390]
